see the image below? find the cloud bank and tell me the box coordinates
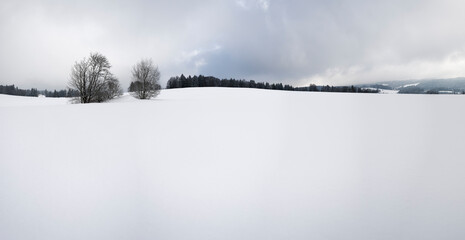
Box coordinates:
[1,0,465,89]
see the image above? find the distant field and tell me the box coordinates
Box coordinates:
[1,88,465,240]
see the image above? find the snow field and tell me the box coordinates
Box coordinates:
[1,88,465,240]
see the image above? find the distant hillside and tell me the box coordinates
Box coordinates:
[357,78,465,94]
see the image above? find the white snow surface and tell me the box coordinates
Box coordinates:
[1,88,465,240]
[362,88,399,94]
[401,82,420,88]
[0,94,70,107]
[379,89,400,94]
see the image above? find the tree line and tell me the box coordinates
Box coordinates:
[3,53,378,101]
[40,89,80,98]
[166,74,379,93]
[0,85,39,97]
[1,85,86,98]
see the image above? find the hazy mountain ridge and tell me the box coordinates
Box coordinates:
[357,77,465,94]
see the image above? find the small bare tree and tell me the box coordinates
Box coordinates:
[69,52,122,103]
[130,59,161,99]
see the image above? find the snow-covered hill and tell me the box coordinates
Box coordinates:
[1,88,465,240]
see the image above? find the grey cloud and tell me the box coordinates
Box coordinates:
[1,0,465,89]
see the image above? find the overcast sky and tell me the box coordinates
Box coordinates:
[2,0,465,89]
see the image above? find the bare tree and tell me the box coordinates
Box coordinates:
[69,52,122,103]
[130,59,161,99]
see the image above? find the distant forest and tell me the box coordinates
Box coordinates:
[1,76,378,99]
[0,85,39,97]
[167,74,379,93]
[40,89,80,98]
[0,84,79,97]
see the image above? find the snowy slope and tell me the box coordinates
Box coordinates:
[0,94,70,107]
[1,88,465,240]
